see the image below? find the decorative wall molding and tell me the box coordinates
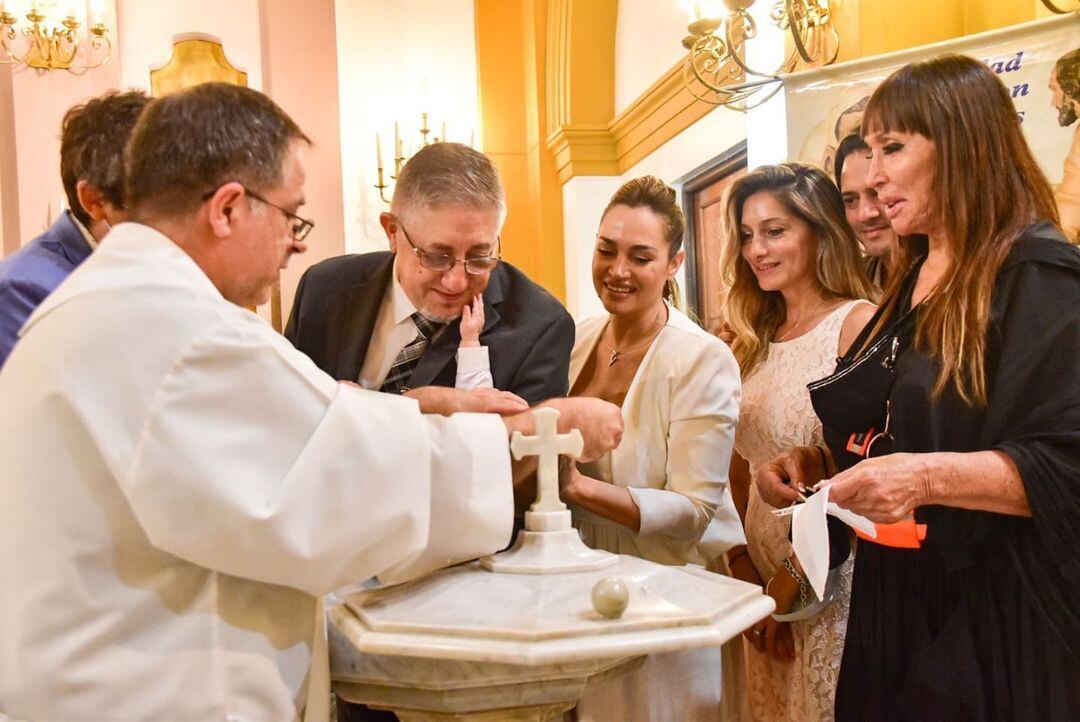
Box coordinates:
[544,0,721,187]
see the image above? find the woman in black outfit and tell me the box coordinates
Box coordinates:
[756,54,1080,721]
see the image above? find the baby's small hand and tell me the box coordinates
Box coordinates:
[459,295,484,347]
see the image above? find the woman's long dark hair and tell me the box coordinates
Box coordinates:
[861,54,1060,405]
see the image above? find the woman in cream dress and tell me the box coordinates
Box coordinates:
[720,163,875,721]
[564,176,744,721]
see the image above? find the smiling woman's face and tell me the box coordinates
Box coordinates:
[592,204,681,317]
[738,191,818,294]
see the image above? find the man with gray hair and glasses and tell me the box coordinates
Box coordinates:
[285,142,574,408]
[0,83,622,722]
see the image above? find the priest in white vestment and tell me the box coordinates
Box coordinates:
[0,83,620,722]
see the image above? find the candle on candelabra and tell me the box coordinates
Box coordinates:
[394,122,400,159]
[441,120,447,143]
[375,133,383,167]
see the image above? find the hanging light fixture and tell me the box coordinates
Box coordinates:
[1038,0,1079,13]
[0,0,111,74]
[679,0,838,111]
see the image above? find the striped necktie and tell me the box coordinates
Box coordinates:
[380,313,445,394]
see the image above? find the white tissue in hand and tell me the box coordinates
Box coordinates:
[790,488,877,603]
[827,501,876,538]
[791,487,830,601]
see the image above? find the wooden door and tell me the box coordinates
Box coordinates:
[679,143,747,335]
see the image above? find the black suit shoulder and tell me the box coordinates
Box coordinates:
[480,261,574,403]
[285,252,393,374]
[488,261,569,326]
[299,252,392,298]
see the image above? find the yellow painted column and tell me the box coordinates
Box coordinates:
[523,0,568,302]
[475,0,566,300]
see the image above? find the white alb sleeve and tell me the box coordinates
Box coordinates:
[125,319,513,596]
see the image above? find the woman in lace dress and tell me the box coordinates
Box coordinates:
[720,164,875,721]
[566,176,744,721]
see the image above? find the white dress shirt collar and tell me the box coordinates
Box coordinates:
[390,256,419,325]
[69,210,99,251]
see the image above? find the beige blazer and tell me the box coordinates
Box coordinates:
[570,306,745,566]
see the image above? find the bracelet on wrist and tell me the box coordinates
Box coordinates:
[782,557,811,608]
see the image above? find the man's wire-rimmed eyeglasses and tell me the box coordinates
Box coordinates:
[201,186,315,242]
[244,188,315,242]
[396,219,500,275]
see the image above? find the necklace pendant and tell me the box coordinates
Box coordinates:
[608,350,619,366]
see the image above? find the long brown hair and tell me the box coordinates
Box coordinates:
[720,163,875,376]
[601,176,686,308]
[861,54,1060,405]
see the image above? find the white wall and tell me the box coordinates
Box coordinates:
[562,175,622,320]
[562,106,746,320]
[744,0,788,169]
[335,0,479,255]
[613,0,688,115]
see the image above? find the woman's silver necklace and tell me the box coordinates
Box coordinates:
[598,309,665,366]
[774,297,827,343]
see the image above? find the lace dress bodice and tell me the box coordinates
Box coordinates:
[735,302,856,577]
[732,300,860,722]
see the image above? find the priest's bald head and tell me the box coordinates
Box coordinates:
[125,83,313,308]
[381,142,506,322]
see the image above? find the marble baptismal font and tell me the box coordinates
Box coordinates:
[329,408,774,721]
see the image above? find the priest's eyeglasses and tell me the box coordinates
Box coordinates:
[244,189,315,242]
[201,186,315,242]
[397,220,500,275]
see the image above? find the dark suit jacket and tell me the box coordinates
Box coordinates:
[285,252,574,405]
[0,212,93,369]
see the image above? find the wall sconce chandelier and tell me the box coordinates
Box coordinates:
[373,113,473,204]
[680,0,838,110]
[0,1,111,73]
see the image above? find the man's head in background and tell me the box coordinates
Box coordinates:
[60,89,150,240]
[835,132,897,263]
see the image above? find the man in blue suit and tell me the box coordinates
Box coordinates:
[0,89,149,369]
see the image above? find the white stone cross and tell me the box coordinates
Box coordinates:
[510,407,584,513]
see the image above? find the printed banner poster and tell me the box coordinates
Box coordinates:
[785,14,1080,242]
